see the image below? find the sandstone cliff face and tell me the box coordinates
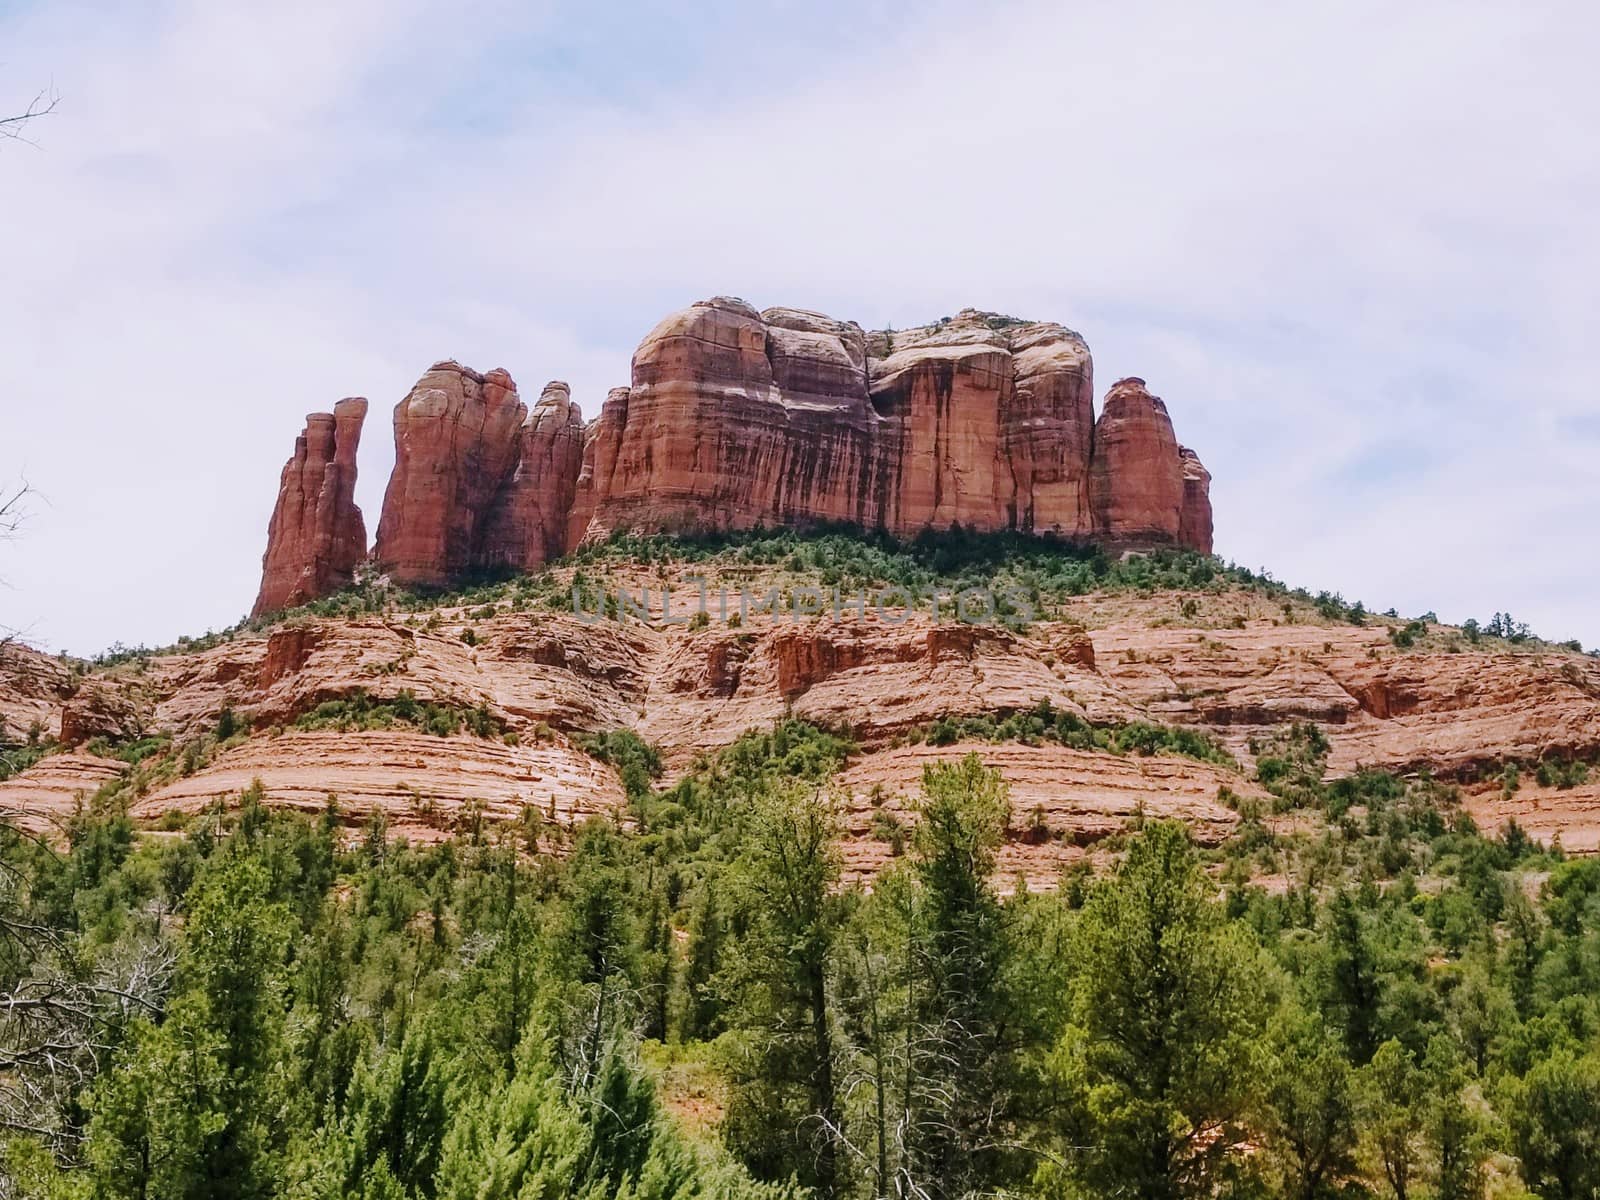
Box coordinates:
[869,331,1020,535]
[1089,378,1188,548]
[253,398,367,616]
[1005,324,1097,535]
[1179,447,1214,556]
[571,302,1116,546]
[482,382,586,572]
[255,299,1213,605]
[373,362,526,587]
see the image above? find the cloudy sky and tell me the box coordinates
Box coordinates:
[2,0,1596,655]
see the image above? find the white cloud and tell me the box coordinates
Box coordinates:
[2,0,1596,653]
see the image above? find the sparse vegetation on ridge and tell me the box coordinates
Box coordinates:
[292,689,505,739]
[0,734,57,781]
[80,529,1591,664]
[904,698,1236,768]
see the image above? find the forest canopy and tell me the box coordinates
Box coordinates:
[3,722,1599,1199]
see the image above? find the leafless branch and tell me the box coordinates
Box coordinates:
[0,480,42,648]
[0,88,58,146]
[0,480,33,540]
[0,933,176,1153]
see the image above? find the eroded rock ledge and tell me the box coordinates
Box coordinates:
[254,300,1212,612]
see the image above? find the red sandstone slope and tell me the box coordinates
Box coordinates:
[7,580,1599,867]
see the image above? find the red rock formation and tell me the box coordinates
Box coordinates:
[57,684,138,746]
[570,302,1111,546]
[373,362,525,587]
[482,382,586,572]
[1005,325,1096,534]
[257,300,1213,609]
[1089,377,1189,548]
[568,299,881,540]
[253,398,368,617]
[869,334,1015,534]
[1179,447,1214,556]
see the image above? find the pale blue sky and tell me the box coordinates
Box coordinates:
[2,0,1597,654]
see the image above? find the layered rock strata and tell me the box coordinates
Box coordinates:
[11,587,1600,870]
[258,300,1213,599]
[568,300,1106,545]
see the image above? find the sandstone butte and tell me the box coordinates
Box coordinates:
[11,296,1592,884]
[252,300,1212,613]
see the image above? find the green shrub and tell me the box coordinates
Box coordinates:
[1388,620,1427,649]
[292,689,504,738]
[582,729,665,803]
[908,701,1233,767]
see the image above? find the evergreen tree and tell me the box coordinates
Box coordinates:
[1505,1045,1600,1200]
[1046,821,1269,1200]
[1324,888,1384,1064]
[721,781,846,1197]
[1421,1036,1486,1200]
[639,880,673,1042]
[434,1025,589,1200]
[903,755,1013,1200]
[834,871,913,1200]
[1260,1016,1359,1200]
[681,880,726,1041]
[1359,1039,1424,1200]
[338,1025,451,1198]
[555,819,639,1090]
[84,855,293,1200]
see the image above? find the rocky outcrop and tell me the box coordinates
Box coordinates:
[57,683,139,746]
[128,730,625,846]
[373,362,526,587]
[568,300,880,540]
[568,301,1109,544]
[835,742,1246,884]
[0,642,73,747]
[253,398,367,616]
[1089,378,1189,548]
[482,382,586,572]
[256,299,1214,607]
[0,753,128,837]
[1179,447,1214,556]
[13,571,1600,867]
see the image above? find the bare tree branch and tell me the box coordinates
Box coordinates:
[1,480,39,650]
[0,88,58,146]
[0,480,32,541]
